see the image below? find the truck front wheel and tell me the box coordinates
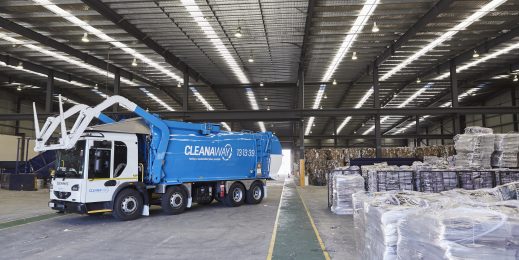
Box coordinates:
[224,182,246,207]
[246,182,264,204]
[162,186,188,215]
[113,189,143,221]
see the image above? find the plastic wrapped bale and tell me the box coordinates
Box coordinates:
[464,126,494,134]
[352,191,371,259]
[397,200,519,260]
[416,171,459,193]
[454,133,495,169]
[496,170,519,185]
[328,166,362,207]
[458,171,495,190]
[367,170,414,192]
[354,191,443,260]
[331,174,365,215]
[440,182,519,203]
[492,134,519,168]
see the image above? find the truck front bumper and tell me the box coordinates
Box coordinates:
[49,200,87,214]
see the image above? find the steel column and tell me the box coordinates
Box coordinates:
[512,85,518,131]
[113,68,120,112]
[333,117,338,147]
[299,120,305,187]
[450,60,461,134]
[45,70,54,113]
[183,70,189,112]
[373,64,382,157]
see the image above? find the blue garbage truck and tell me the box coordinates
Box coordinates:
[33,95,282,220]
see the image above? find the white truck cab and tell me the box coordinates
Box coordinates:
[49,132,140,215]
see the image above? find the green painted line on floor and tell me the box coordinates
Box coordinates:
[271,182,325,260]
[0,213,60,230]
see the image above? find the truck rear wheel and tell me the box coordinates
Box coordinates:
[224,182,246,207]
[113,189,143,221]
[162,186,188,215]
[246,182,264,204]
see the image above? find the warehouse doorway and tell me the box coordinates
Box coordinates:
[275,149,291,180]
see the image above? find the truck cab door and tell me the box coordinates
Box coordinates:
[85,140,118,203]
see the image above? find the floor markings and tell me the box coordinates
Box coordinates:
[0,213,61,230]
[266,178,286,260]
[296,187,331,260]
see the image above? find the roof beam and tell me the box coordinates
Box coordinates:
[0,16,183,105]
[82,0,208,86]
[350,24,519,136]
[320,0,454,135]
[3,106,518,122]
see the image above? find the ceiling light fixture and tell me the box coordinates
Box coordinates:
[248,54,254,63]
[177,82,182,88]
[16,86,22,91]
[81,32,89,43]
[352,52,358,60]
[473,49,480,58]
[513,74,518,82]
[322,0,379,82]
[245,88,266,132]
[131,58,138,67]
[260,81,264,87]
[235,27,243,38]
[181,0,249,83]
[264,97,268,101]
[372,22,380,33]
[380,0,507,81]
[333,79,337,85]
[33,0,183,82]
[16,61,23,69]
[416,77,421,83]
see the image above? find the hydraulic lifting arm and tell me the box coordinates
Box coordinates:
[33,95,170,183]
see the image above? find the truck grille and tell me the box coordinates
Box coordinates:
[54,191,71,199]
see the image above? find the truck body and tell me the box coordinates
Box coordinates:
[34,95,282,220]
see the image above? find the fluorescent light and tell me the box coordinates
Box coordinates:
[380,0,507,81]
[190,87,231,130]
[322,0,379,82]
[336,87,374,134]
[362,126,375,135]
[245,88,266,132]
[92,88,108,99]
[0,32,137,86]
[140,88,175,111]
[32,0,183,83]
[336,116,352,134]
[305,85,326,135]
[181,0,249,84]
[435,41,519,80]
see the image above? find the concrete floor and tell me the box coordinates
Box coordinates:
[0,179,357,260]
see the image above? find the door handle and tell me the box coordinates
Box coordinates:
[104,180,116,187]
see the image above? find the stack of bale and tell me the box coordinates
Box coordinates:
[330,173,365,215]
[491,133,519,168]
[454,127,495,169]
[352,182,519,260]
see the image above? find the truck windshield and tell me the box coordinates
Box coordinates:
[55,140,86,179]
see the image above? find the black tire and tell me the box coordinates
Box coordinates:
[224,182,246,207]
[112,189,143,221]
[161,186,188,215]
[246,182,264,204]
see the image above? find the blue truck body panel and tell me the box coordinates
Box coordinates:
[141,116,282,185]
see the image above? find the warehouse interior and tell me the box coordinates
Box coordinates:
[1,0,519,259]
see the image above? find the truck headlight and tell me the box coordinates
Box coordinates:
[71,184,79,191]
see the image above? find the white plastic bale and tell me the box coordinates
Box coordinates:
[397,200,519,260]
[331,174,365,215]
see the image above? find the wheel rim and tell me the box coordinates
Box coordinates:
[232,188,243,202]
[170,193,183,208]
[253,186,262,200]
[121,196,137,214]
